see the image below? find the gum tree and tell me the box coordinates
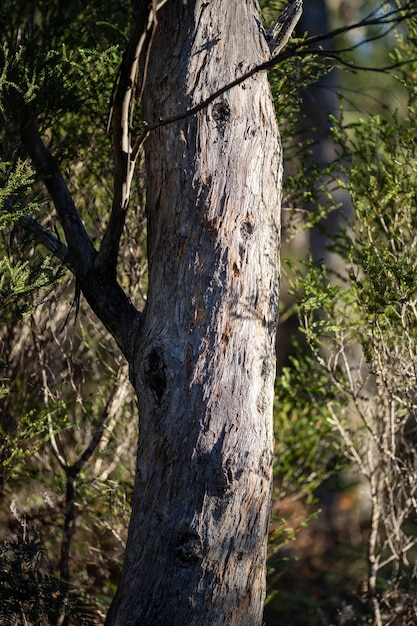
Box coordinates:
[3,0,301,623]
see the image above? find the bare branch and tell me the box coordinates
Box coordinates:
[98,0,168,276]
[3,198,71,267]
[20,214,70,265]
[19,117,141,358]
[313,49,415,74]
[297,1,417,50]
[129,2,417,144]
[72,364,131,474]
[267,0,303,56]
[19,117,96,278]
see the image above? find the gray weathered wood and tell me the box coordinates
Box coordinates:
[105,1,282,624]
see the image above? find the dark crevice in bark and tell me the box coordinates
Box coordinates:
[144,346,167,402]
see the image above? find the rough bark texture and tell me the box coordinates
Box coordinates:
[106,2,281,625]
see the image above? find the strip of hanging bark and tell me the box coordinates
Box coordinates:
[98,0,169,276]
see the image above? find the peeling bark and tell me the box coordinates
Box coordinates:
[106,2,282,624]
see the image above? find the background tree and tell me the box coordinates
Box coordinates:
[268,2,417,624]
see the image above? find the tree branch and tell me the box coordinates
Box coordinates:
[20,117,96,277]
[19,115,141,358]
[129,1,417,146]
[98,0,168,276]
[267,0,303,56]
[21,214,70,263]
[299,1,417,50]
[313,50,414,74]
[3,198,71,266]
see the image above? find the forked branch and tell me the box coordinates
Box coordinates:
[19,114,140,358]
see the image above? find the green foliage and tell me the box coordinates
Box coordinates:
[0,42,77,124]
[327,108,417,369]
[0,161,66,317]
[286,13,417,621]
[0,3,139,620]
[274,345,347,503]
[0,254,63,317]
[0,404,67,481]
[0,160,37,222]
[269,51,337,241]
[0,0,131,230]
[266,5,417,623]
[0,39,120,136]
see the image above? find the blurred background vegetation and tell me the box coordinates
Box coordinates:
[1,0,417,624]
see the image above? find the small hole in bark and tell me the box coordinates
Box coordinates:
[240,220,254,240]
[175,532,203,566]
[261,356,270,379]
[212,99,230,125]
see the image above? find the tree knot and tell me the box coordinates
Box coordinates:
[175,532,203,567]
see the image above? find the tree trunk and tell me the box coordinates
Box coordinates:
[106,2,281,624]
[296,0,351,263]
